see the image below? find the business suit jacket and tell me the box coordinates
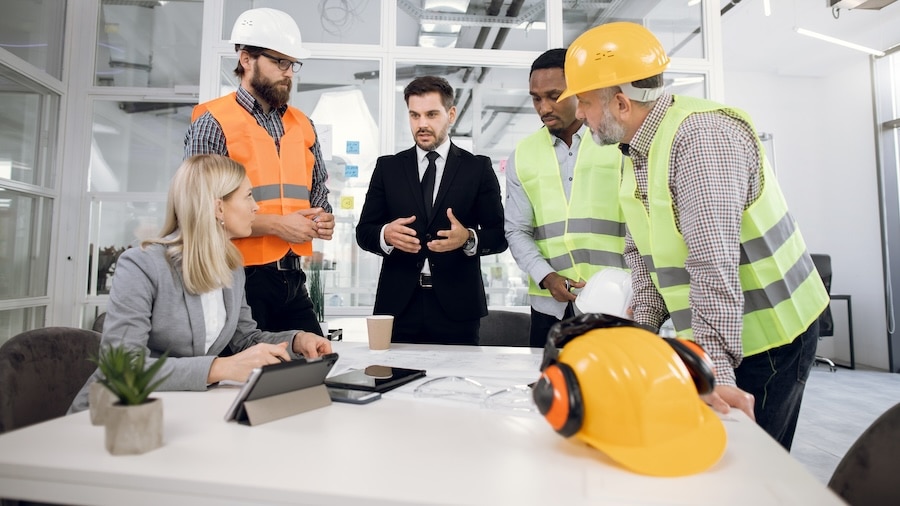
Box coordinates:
[356,143,507,321]
[69,243,297,413]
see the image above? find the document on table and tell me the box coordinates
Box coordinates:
[330,343,543,415]
[331,343,541,378]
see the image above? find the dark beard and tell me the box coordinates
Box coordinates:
[251,73,290,109]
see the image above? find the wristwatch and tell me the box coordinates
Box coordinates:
[464,229,476,250]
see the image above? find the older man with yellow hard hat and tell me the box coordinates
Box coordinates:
[561,22,828,450]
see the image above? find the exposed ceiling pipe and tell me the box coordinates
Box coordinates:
[453,0,525,135]
[455,0,506,106]
[486,0,525,52]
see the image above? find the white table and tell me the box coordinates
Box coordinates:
[0,342,844,506]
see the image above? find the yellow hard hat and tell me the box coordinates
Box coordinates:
[559,22,670,100]
[533,315,725,477]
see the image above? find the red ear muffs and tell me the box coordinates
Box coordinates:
[664,338,716,395]
[533,363,584,437]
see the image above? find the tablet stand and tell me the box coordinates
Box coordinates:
[240,384,331,426]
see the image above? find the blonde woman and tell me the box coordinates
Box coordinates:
[71,154,331,412]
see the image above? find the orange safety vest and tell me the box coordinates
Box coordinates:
[192,93,315,265]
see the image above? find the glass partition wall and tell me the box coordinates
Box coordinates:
[0,1,65,344]
[2,0,721,341]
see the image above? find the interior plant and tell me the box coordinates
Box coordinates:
[90,344,170,455]
[307,259,327,335]
[93,345,169,405]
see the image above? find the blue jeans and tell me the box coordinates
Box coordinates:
[735,320,819,451]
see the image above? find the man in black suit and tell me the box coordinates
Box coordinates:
[357,76,507,345]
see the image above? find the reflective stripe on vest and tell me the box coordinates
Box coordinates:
[619,95,828,356]
[192,94,314,265]
[515,127,627,298]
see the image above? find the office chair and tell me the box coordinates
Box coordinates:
[0,327,101,434]
[478,310,530,347]
[810,254,836,372]
[828,401,900,505]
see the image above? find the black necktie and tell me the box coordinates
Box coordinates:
[422,151,439,221]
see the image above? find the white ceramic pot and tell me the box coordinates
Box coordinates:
[88,382,116,426]
[104,398,163,455]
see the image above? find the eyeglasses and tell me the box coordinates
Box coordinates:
[259,52,303,73]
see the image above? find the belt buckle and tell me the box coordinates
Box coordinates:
[276,254,300,271]
[419,274,433,288]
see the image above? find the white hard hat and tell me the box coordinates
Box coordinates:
[230,8,310,60]
[573,268,632,319]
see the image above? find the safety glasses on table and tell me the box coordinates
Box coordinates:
[413,376,536,412]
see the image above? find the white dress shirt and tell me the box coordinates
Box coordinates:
[379,139,477,274]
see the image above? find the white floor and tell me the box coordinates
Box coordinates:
[792,364,900,483]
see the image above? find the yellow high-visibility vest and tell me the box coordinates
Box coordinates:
[515,128,626,297]
[619,95,829,356]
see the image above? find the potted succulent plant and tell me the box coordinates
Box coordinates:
[91,344,170,455]
[87,380,115,426]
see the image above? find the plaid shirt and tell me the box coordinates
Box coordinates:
[183,86,332,212]
[622,93,761,386]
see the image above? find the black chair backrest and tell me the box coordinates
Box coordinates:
[829,401,900,505]
[478,310,530,347]
[810,253,834,337]
[0,327,101,433]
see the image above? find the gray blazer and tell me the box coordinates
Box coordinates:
[70,243,298,412]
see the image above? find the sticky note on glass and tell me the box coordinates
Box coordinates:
[345,165,359,177]
[346,141,360,154]
[340,196,354,210]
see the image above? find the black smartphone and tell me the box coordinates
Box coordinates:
[327,387,381,404]
[325,365,426,393]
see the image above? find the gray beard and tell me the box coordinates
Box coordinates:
[591,111,626,146]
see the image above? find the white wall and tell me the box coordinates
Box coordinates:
[724,60,889,369]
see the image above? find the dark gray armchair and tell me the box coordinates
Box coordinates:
[829,401,900,505]
[0,327,101,434]
[91,312,106,334]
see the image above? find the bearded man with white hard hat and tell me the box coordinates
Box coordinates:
[562,22,828,450]
[185,8,334,339]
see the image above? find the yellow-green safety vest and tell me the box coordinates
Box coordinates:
[619,95,829,356]
[515,127,627,298]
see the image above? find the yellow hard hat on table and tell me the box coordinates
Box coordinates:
[533,314,726,477]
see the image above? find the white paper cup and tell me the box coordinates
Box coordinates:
[367,315,394,351]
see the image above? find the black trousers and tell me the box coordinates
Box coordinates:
[391,286,479,345]
[736,320,819,451]
[529,304,575,348]
[243,265,323,335]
